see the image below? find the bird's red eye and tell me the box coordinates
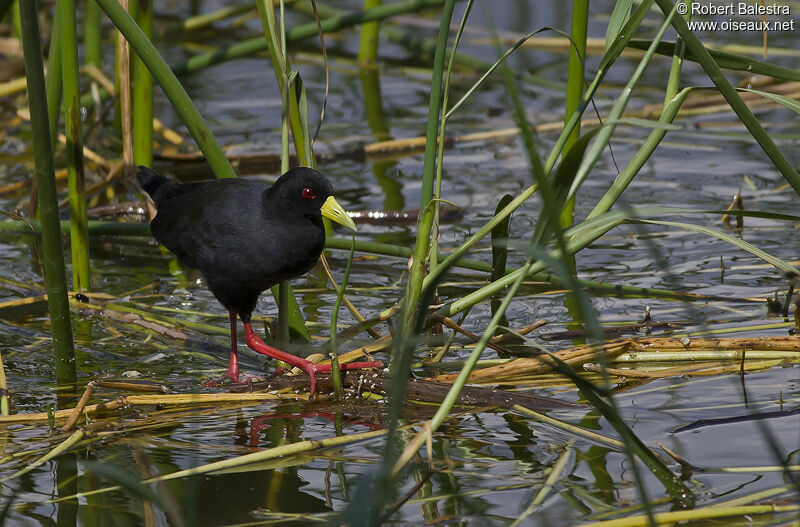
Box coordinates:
[302,187,315,199]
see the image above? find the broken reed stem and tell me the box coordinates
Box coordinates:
[630,335,800,351]
[431,339,632,383]
[513,405,625,449]
[50,426,402,503]
[60,381,97,432]
[614,350,800,361]
[585,359,786,379]
[431,336,800,384]
[0,393,287,424]
[436,316,513,355]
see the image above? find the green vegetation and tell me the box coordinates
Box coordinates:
[1,1,798,524]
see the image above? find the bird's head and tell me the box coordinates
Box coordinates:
[269,167,357,231]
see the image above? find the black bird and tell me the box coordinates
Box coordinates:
[137,166,382,396]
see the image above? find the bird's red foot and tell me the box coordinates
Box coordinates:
[202,372,258,388]
[243,322,382,398]
[294,360,385,398]
[204,310,259,388]
[202,361,259,388]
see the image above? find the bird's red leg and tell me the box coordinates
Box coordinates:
[203,311,243,387]
[243,322,382,398]
[225,311,240,382]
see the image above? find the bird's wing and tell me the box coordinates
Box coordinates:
[150,181,255,271]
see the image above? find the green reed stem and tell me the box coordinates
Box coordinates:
[60,0,90,291]
[604,0,633,49]
[431,0,473,279]
[357,0,381,64]
[84,0,102,67]
[95,0,237,179]
[588,6,689,220]
[428,254,531,428]
[45,8,63,149]
[432,218,619,319]
[330,237,357,399]
[19,0,76,384]
[172,0,445,76]
[76,0,448,110]
[359,3,452,505]
[566,4,677,206]
[564,0,588,154]
[654,0,800,194]
[10,0,20,38]
[257,0,314,343]
[627,39,800,81]
[0,213,774,306]
[275,281,290,344]
[403,0,456,330]
[587,88,689,218]
[547,350,694,506]
[257,0,309,344]
[257,0,312,167]
[543,0,654,177]
[560,0,588,231]
[490,194,512,323]
[181,4,254,31]
[355,0,389,144]
[132,0,153,167]
[310,0,561,92]
[664,5,689,106]
[257,0,288,103]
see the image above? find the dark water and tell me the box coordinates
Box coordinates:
[1,1,799,525]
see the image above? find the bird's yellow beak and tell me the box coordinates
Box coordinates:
[321,196,357,232]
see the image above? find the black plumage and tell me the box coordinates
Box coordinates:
[137,166,381,396]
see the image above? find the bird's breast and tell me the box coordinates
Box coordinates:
[244,221,325,287]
